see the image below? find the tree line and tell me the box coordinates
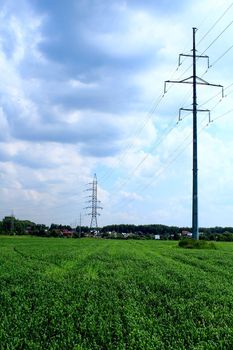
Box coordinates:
[1,216,233,241]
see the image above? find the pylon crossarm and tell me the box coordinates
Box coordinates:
[197,55,210,68]
[166,79,224,96]
[178,53,191,66]
[194,109,211,123]
[180,108,192,112]
[179,108,210,122]
[197,109,210,113]
[179,54,209,68]
[179,108,192,121]
[164,77,192,93]
[196,76,209,84]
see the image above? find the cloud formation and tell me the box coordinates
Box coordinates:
[0,0,232,227]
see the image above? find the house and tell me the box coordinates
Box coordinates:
[181,230,192,238]
[61,229,73,238]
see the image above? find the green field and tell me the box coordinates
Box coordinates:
[1,237,233,349]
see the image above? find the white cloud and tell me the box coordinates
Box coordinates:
[120,191,143,201]
[0,0,232,228]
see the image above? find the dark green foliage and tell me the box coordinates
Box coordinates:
[101,225,233,241]
[1,216,37,235]
[30,224,48,237]
[179,238,216,249]
[74,225,89,237]
[1,218,233,242]
[216,232,233,241]
[100,224,179,239]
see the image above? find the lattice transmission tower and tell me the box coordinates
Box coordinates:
[85,174,103,231]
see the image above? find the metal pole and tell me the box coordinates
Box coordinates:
[164,29,223,240]
[192,27,199,240]
[79,213,81,238]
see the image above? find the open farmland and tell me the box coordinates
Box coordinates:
[1,237,233,349]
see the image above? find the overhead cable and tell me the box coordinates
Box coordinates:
[197,2,233,46]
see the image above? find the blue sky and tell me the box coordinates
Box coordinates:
[0,0,233,227]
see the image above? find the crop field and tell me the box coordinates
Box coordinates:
[1,237,233,349]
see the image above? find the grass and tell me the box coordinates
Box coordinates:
[1,236,233,349]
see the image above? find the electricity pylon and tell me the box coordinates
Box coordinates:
[164,27,224,240]
[85,174,103,231]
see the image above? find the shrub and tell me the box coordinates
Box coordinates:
[179,238,216,249]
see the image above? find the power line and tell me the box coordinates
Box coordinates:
[98,59,195,184]
[210,44,233,68]
[177,0,229,66]
[200,19,233,55]
[197,2,233,46]
[98,35,213,185]
[107,117,180,196]
[106,57,219,188]
[112,118,209,213]
[101,11,233,220]
[99,3,232,185]
[105,25,232,209]
[139,122,208,195]
[98,93,165,183]
[110,112,209,211]
[212,107,233,122]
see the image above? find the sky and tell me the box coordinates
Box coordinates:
[0,0,233,228]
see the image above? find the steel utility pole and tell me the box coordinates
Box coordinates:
[192,27,198,241]
[11,210,15,235]
[85,174,103,232]
[79,213,81,238]
[164,27,224,240]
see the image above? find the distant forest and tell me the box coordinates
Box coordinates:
[1,216,233,241]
